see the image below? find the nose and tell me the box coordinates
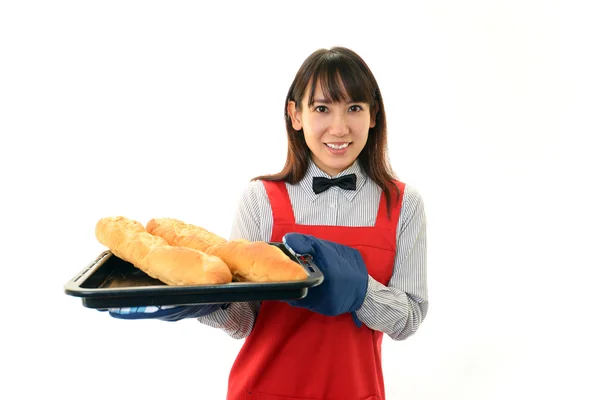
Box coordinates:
[329,112,350,137]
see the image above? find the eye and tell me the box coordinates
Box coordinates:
[314,105,328,113]
[348,105,364,112]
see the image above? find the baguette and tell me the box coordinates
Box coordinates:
[95,216,232,286]
[146,218,308,282]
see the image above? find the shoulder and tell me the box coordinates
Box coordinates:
[245,179,268,192]
[232,180,274,229]
[236,179,291,211]
[398,183,426,228]
[401,184,424,207]
[385,178,423,205]
[238,179,270,203]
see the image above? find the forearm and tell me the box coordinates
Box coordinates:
[356,186,428,340]
[355,277,427,340]
[197,301,261,339]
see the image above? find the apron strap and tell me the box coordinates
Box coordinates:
[374,180,406,231]
[262,180,296,226]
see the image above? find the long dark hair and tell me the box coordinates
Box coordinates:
[254,47,400,216]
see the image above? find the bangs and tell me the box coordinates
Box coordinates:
[306,55,375,106]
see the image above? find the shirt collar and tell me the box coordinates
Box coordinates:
[299,159,367,202]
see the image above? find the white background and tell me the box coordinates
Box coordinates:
[1,1,599,399]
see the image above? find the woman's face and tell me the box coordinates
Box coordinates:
[288,82,376,177]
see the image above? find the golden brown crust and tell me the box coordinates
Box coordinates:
[147,218,308,282]
[95,216,232,286]
[211,240,308,282]
[146,217,226,253]
[143,246,232,286]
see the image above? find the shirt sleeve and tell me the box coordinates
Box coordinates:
[354,186,428,340]
[196,180,271,339]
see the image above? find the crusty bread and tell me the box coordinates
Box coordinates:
[146,218,308,282]
[211,240,309,282]
[95,216,232,286]
[146,217,226,254]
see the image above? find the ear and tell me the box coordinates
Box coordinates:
[369,102,379,128]
[287,101,303,131]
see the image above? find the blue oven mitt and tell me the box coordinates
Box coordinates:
[282,233,368,328]
[106,304,224,321]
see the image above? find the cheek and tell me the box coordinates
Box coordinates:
[351,118,371,134]
[303,116,326,137]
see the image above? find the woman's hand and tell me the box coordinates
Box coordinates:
[283,233,368,327]
[105,304,223,321]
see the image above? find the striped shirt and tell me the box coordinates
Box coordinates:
[198,160,428,341]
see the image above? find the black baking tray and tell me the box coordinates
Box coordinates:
[64,243,323,309]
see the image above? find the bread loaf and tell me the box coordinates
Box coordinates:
[95,216,232,286]
[146,218,308,282]
[146,217,227,254]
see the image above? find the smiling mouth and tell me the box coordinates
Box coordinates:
[325,143,351,149]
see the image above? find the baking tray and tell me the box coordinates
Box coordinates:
[64,243,324,309]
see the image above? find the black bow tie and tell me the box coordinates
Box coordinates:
[312,174,357,194]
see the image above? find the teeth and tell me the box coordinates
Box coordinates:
[326,143,349,149]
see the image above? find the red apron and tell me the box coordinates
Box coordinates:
[226,180,405,400]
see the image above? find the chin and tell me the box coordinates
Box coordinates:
[327,160,354,174]
[312,151,357,175]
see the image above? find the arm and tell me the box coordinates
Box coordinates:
[196,302,260,339]
[196,181,272,339]
[354,186,428,340]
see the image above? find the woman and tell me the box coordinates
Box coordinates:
[111,46,428,400]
